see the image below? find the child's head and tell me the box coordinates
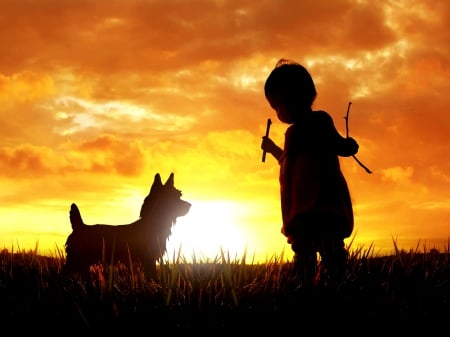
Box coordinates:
[264,59,317,121]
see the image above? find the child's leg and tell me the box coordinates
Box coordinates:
[291,237,318,288]
[319,238,348,286]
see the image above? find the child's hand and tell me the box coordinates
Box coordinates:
[347,137,359,154]
[339,137,359,157]
[261,136,283,160]
[261,136,276,153]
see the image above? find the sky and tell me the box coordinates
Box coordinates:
[1,0,449,263]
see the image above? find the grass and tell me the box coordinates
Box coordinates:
[0,241,449,333]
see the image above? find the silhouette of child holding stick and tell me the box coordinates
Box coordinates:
[261,59,359,288]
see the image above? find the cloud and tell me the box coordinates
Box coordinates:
[0,71,55,102]
[381,166,414,183]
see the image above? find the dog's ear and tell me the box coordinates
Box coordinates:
[165,172,174,187]
[153,173,162,186]
[149,173,163,193]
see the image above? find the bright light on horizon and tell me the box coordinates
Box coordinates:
[165,200,249,262]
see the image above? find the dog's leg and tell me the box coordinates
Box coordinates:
[143,258,158,281]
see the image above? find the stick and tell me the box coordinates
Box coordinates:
[262,118,272,162]
[345,102,352,138]
[344,102,373,174]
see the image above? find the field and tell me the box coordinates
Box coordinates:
[1,242,449,333]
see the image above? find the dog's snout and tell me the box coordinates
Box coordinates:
[180,200,191,215]
[184,201,191,211]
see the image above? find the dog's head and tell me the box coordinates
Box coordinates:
[140,173,191,223]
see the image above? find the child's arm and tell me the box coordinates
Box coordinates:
[318,111,359,157]
[261,136,283,161]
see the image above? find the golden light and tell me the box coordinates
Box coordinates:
[165,200,248,262]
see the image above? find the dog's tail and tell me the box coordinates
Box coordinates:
[69,203,85,230]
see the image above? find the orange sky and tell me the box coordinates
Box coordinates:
[1,0,449,262]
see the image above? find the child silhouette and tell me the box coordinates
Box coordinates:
[261,59,359,288]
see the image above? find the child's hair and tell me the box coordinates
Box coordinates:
[264,59,317,107]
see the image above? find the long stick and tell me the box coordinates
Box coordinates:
[344,102,372,174]
[345,102,351,138]
[262,118,272,162]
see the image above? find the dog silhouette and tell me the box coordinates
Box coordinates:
[64,172,191,279]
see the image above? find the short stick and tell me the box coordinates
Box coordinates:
[262,118,272,162]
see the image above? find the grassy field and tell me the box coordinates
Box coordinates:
[0,242,449,333]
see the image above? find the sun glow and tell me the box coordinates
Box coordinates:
[165,200,248,262]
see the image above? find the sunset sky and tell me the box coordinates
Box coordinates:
[1,0,449,263]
